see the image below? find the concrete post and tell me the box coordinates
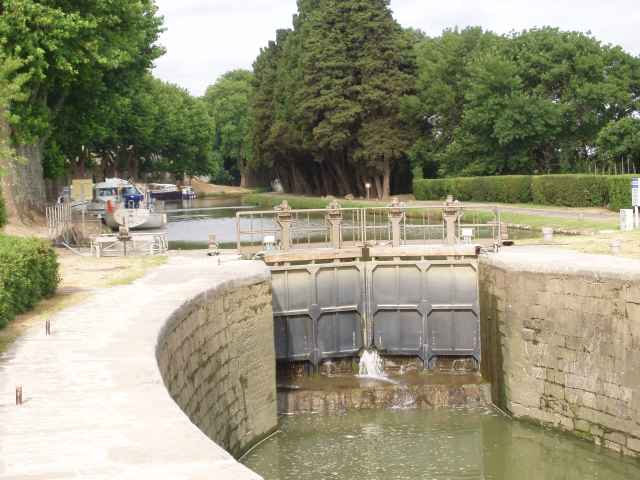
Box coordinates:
[275,200,293,251]
[388,197,405,248]
[443,195,462,245]
[326,200,343,249]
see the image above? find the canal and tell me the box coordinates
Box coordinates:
[242,409,640,480]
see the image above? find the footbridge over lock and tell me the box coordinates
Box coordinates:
[236,197,507,370]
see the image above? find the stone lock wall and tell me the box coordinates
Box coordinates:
[480,250,640,457]
[156,267,277,458]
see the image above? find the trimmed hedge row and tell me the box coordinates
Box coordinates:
[413,174,635,210]
[0,236,59,328]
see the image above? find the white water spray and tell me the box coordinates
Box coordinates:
[358,349,386,378]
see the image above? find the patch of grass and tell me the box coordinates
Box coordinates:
[519,230,640,258]
[105,255,168,287]
[243,193,371,210]
[497,212,618,233]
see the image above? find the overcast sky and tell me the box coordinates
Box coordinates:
[153,0,640,96]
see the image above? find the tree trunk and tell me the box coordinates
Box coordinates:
[374,175,383,200]
[0,116,47,222]
[382,157,391,200]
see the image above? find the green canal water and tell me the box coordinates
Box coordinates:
[242,409,640,480]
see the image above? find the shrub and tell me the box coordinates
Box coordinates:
[413,176,532,204]
[0,236,59,328]
[531,175,609,207]
[607,175,636,211]
[413,174,638,211]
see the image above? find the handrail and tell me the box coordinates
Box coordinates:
[236,198,505,252]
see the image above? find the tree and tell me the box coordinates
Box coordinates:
[249,0,417,197]
[597,117,640,172]
[203,70,254,185]
[406,27,640,178]
[0,0,163,220]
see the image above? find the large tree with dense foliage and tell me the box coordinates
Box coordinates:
[0,0,163,220]
[250,0,416,197]
[203,70,254,185]
[406,27,640,178]
[48,75,216,181]
[597,117,640,173]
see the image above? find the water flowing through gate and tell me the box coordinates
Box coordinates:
[269,250,479,368]
[238,197,499,369]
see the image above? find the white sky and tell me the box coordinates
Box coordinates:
[153,0,640,96]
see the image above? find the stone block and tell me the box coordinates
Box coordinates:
[575,419,590,432]
[605,440,623,453]
[605,431,627,446]
[628,436,640,453]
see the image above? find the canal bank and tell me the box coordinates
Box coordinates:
[480,247,640,456]
[0,255,276,479]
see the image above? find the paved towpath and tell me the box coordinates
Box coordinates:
[0,254,264,480]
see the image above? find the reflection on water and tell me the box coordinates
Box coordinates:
[242,409,640,480]
[165,196,539,249]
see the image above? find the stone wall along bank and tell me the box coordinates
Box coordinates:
[480,248,640,457]
[156,262,277,459]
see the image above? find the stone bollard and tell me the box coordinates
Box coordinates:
[542,227,554,242]
[16,385,23,406]
[275,200,293,251]
[610,239,622,255]
[326,200,344,249]
[443,195,462,244]
[388,197,405,248]
[45,319,51,336]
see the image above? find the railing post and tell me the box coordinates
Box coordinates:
[443,195,463,245]
[275,200,293,251]
[326,200,343,249]
[388,197,405,248]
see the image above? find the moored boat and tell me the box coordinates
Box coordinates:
[104,204,168,231]
[148,183,182,201]
[181,186,197,200]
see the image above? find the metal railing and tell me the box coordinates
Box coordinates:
[236,197,505,252]
[46,203,105,246]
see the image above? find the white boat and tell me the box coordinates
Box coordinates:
[104,205,167,231]
[70,178,145,214]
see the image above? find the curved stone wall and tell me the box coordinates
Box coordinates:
[480,248,640,457]
[156,260,277,467]
[0,256,276,479]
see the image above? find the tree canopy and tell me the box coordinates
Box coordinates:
[203,70,254,185]
[406,27,640,178]
[249,0,416,198]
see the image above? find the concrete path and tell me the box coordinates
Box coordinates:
[0,254,265,480]
[482,245,640,280]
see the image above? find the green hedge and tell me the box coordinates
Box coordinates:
[0,236,59,328]
[607,176,634,211]
[413,175,532,204]
[414,174,637,210]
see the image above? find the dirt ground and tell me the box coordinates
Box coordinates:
[0,247,167,355]
[517,229,640,258]
[190,178,252,196]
